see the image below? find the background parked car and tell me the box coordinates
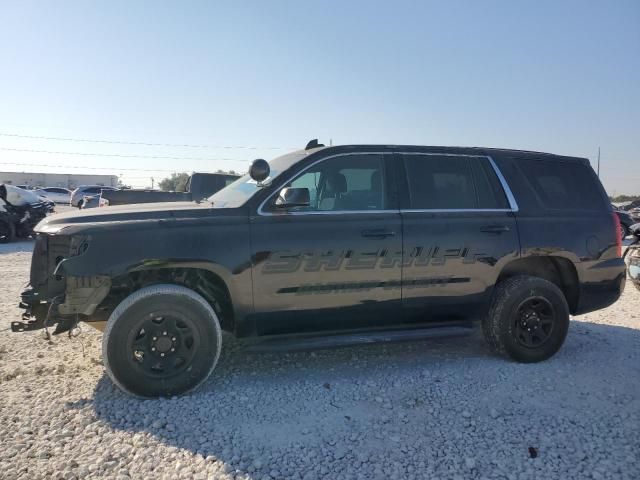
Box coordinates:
[101,172,239,206]
[35,187,71,204]
[35,193,56,212]
[0,199,14,243]
[613,207,635,238]
[0,184,53,240]
[70,185,118,208]
[620,199,640,212]
[80,194,109,209]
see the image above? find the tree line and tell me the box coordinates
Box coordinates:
[610,194,640,203]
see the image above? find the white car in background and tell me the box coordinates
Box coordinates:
[35,187,72,204]
[70,185,119,208]
[80,194,110,209]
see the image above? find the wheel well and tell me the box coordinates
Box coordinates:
[106,268,235,332]
[497,257,580,313]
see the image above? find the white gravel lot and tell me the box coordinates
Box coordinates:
[0,239,639,480]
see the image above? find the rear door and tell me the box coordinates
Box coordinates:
[399,152,520,323]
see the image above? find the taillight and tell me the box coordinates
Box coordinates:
[612,212,622,257]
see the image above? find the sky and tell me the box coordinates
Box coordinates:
[0,0,638,193]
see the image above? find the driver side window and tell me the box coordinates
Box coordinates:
[282,153,386,212]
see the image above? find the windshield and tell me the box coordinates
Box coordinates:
[207,150,310,208]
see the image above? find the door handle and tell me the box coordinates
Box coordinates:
[361,229,396,239]
[480,224,510,234]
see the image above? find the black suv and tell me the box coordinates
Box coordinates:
[15,143,625,397]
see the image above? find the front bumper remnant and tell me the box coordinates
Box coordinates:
[12,303,46,332]
[16,275,112,335]
[13,295,54,332]
[14,296,79,335]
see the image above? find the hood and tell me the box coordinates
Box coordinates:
[4,184,42,206]
[35,201,211,234]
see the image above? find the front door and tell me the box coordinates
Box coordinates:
[250,152,402,335]
[398,152,520,322]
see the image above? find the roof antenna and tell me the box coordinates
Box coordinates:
[305,139,325,150]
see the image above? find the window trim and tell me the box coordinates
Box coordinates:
[399,152,519,213]
[257,152,396,216]
[257,151,519,216]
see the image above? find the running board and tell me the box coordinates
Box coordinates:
[243,324,474,353]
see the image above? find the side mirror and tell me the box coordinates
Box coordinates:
[275,187,310,208]
[0,185,6,201]
[249,159,270,184]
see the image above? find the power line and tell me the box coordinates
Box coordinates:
[0,161,196,173]
[0,147,252,162]
[0,132,293,150]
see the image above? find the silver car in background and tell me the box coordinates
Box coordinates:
[35,187,72,204]
[70,185,118,208]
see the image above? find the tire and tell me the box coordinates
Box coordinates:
[102,284,222,398]
[0,219,15,243]
[482,275,570,363]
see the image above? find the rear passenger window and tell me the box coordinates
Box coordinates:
[519,160,604,211]
[404,155,509,210]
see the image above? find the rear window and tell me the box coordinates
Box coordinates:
[404,154,509,210]
[518,159,605,211]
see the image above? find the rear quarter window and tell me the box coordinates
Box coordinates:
[518,159,605,211]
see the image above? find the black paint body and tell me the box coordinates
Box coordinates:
[18,145,625,339]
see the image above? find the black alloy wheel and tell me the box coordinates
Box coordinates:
[128,313,199,379]
[513,297,555,348]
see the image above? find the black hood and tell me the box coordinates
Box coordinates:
[35,201,214,234]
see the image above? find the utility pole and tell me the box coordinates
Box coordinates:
[151,177,155,189]
[597,147,601,177]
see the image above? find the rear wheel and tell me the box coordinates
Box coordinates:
[482,275,570,363]
[102,284,222,398]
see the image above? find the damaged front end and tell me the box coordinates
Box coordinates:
[16,233,111,336]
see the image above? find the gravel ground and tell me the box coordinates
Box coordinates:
[1,239,639,480]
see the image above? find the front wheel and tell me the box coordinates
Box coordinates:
[482,275,570,363]
[102,284,222,398]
